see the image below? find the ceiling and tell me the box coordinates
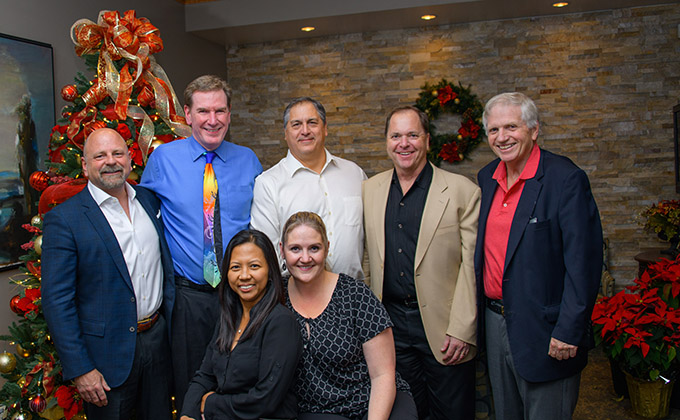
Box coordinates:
[183,0,674,47]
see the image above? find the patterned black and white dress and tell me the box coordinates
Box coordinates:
[285,273,410,419]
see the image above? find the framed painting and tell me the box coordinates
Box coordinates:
[0,33,54,270]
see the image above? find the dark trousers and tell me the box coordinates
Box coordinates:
[85,314,172,420]
[386,301,475,420]
[172,278,220,411]
[298,391,417,420]
[485,308,581,420]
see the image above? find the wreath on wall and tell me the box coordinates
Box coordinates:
[415,79,485,166]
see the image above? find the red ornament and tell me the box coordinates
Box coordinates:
[29,394,46,412]
[29,171,50,192]
[10,295,22,314]
[61,84,78,102]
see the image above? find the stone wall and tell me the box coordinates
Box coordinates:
[227,4,680,286]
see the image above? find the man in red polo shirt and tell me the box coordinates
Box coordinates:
[474,92,602,420]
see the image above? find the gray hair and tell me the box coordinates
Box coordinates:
[482,92,539,133]
[283,97,327,128]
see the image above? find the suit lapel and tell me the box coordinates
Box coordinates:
[135,187,163,240]
[478,168,499,245]
[415,165,448,270]
[503,155,545,271]
[373,171,392,264]
[80,188,134,292]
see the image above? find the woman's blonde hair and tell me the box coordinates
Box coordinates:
[281,211,328,248]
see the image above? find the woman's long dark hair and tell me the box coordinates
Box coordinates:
[215,229,284,352]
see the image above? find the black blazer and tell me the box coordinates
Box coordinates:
[182,304,302,419]
[474,149,603,383]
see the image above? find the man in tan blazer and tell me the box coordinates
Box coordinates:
[363,106,480,420]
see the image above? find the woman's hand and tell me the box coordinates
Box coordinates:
[179,416,195,420]
[363,328,397,420]
[201,391,216,413]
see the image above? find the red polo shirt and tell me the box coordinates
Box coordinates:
[483,144,541,300]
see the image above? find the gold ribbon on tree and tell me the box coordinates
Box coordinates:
[70,10,191,161]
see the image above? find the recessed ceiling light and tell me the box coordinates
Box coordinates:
[421,14,436,21]
[552,2,569,7]
[301,26,315,32]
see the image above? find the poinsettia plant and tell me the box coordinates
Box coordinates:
[592,256,680,381]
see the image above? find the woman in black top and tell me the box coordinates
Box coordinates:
[181,229,302,420]
[280,212,417,420]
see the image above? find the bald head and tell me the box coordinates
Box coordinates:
[82,128,132,195]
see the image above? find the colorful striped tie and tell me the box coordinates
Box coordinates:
[203,151,221,287]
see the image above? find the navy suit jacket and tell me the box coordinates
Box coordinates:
[42,185,175,387]
[474,149,602,383]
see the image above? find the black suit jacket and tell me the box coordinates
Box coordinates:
[474,149,602,382]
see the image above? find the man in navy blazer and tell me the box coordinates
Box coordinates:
[42,128,175,419]
[474,93,602,420]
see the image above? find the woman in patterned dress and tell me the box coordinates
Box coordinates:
[280,211,417,420]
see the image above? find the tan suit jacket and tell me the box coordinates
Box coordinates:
[363,162,480,364]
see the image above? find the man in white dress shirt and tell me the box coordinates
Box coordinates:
[42,128,175,419]
[250,97,366,279]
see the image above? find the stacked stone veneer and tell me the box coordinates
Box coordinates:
[226,4,680,287]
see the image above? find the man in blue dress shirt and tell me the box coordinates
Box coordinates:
[141,75,262,410]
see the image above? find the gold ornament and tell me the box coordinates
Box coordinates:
[72,413,87,420]
[33,235,43,255]
[30,215,42,227]
[16,343,31,358]
[432,89,438,97]
[0,351,17,373]
[17,376,26,387]
[127,171,139,182]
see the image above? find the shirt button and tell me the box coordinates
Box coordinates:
[400,272,404,277]
[398,248,402,253]
[131,297,135,302]
[398,224,403,229]
[503,203,508,207]
[129,326,135,332]
[399,202,404,207]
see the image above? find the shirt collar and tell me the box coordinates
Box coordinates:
[284,148,336,177]
[390,161,433,191]
[189,136,230,162]
[492,143,541,183]
[88,181,135,206]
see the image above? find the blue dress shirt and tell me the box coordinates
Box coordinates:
[141,137,262,284]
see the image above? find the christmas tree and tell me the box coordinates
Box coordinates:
[0,10,190,419]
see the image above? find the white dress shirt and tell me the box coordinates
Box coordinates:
[251,149,367,279]
[88,182,163,320]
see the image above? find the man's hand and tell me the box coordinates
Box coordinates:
[74,369,110,407]
[548,337,578,360]
[441,335,470,365]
